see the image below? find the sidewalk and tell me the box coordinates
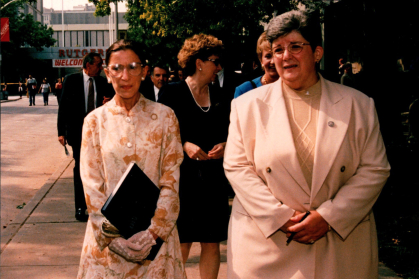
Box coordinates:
[0,158,399,279]
[0,96,22,103]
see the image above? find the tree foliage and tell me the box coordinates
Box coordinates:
[88,0,331,68]
[124,0,300,68]
[1,0,56,81]
[1,1,56,51]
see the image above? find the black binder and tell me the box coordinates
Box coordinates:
[101,161,163,260]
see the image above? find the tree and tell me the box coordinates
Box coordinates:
[88,0,299,68]
[88,0,333,68]
[1,0,56,82]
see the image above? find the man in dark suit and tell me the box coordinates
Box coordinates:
[140,65,168,102]
[57,52,114,221]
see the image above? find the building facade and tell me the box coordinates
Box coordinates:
[26,4,127,81]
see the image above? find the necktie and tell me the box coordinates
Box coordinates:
[87,78,95,114]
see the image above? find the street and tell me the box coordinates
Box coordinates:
[1,94,67,233]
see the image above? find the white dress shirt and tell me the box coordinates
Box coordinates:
[217,68,224,88]
[83,71,97,113]
[154,85,160,101]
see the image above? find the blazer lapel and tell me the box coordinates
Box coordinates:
[258,80,311,196]
[76,73,87,115]
[311,77,351,200]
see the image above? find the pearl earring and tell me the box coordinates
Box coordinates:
[199,68,202,71]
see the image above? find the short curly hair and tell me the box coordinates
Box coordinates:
[177,34,224,77]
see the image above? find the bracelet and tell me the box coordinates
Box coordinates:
[100,219,121,238]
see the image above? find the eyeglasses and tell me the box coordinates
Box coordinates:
[206,58,221,67]
[272,42,311,57]
[106,62,144,77]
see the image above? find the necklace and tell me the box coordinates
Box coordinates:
[185,79,211,112]
[262,75,268,85]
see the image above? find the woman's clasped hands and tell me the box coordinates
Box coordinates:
[108,230,157,263]
[281,211,330,245]
[184,142,226,161]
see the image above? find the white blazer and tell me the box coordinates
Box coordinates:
[223,76,390,279]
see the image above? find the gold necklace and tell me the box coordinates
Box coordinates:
[185,79,211,112]
[262,75,268,85]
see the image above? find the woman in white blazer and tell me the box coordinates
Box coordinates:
[223,10,390,279]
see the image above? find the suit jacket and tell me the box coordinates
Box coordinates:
[57,72,114,147]
[223,76,390,279]
[211,68,243,105]
[139,76,157,102]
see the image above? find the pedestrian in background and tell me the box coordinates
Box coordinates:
[39,79,51,105]
[141,65,169,102]
[57,52,115,222]
[55,78,63,104]
[159,33,230,279]
[224,10,390,278]
[27,74,37,106]
[2,82,8,100]
[18,81,25,99]
[340,62,356,88]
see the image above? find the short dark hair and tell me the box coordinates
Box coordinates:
[105,39,146,66]
[266,10,322,52]
[82,52,102,69]
[151,65,169,76]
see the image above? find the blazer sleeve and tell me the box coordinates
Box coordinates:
[224,100,295,239]
[316,97,390,240]
[57,75,73,137]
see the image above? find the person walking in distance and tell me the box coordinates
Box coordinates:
[27,74,37,106]
[39,79,52,105]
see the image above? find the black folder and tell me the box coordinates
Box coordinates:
[101,161,163,261]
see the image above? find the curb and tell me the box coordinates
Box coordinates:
[0,97,22,103]
[0,156,74,253]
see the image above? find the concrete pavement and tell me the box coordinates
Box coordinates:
[0,149,400,279]
[0,158,227,278]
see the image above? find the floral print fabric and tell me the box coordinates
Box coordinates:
[77,95,186,279]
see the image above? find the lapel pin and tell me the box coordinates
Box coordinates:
[328,121,335,127]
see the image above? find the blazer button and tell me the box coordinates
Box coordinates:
[266,167,271,173]
[328,121,335,127]
[341,166,345,172]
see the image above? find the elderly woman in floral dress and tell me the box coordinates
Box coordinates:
[77,39,186,279]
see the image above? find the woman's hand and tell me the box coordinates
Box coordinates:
[108,237,154,263]
[286,211,330,244]
[183,142,209,161]
[279,210,302,233]
[208,142,226,159]
[127,229,158,245]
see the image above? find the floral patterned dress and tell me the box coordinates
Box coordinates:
[77,95,186,279]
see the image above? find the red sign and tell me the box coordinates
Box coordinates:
[1,18,10,42]
[52,59,106,68]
